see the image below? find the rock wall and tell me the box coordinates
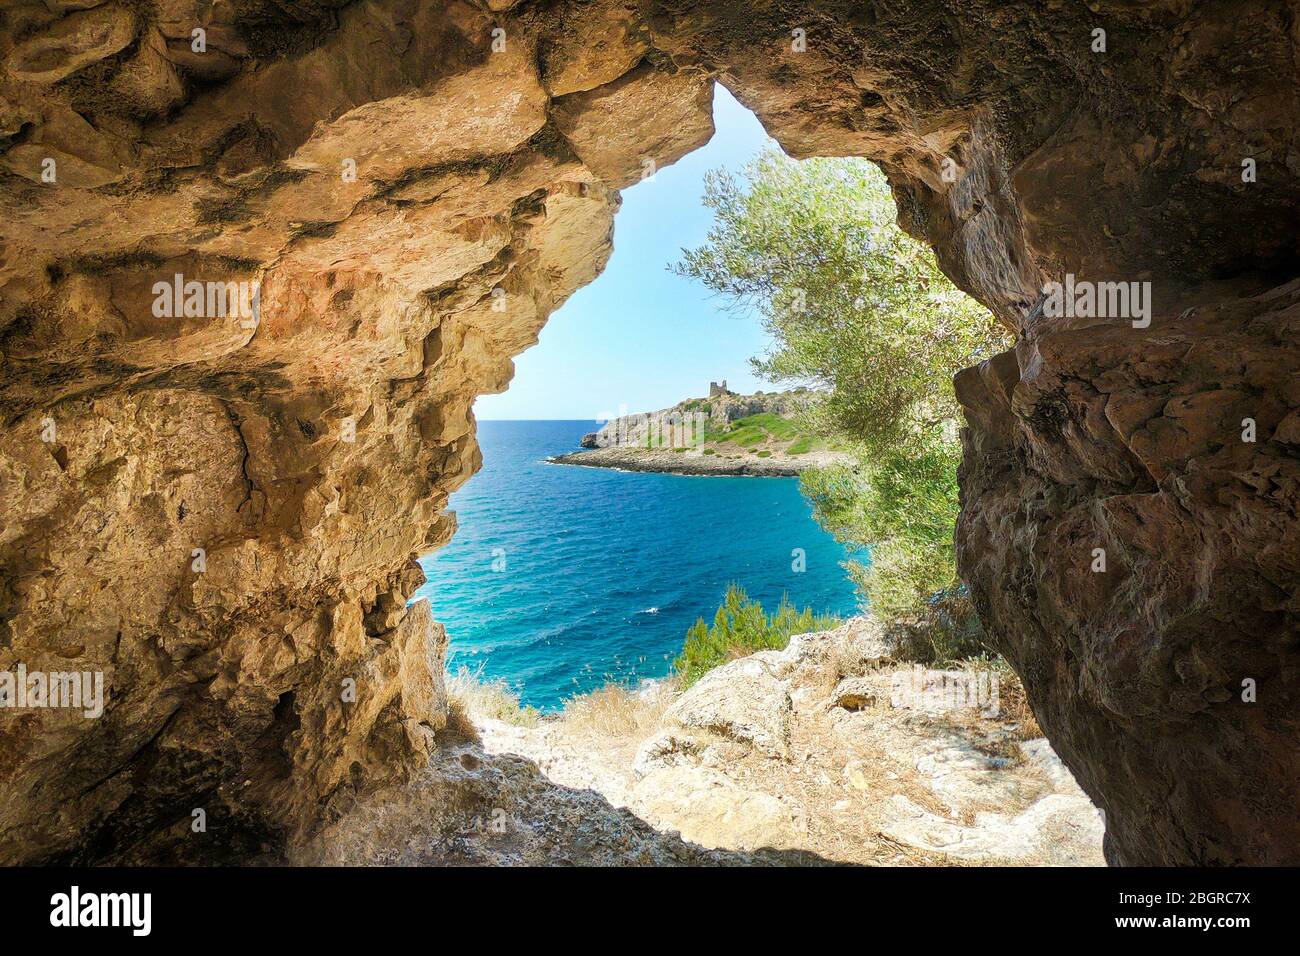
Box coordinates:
[1,0,1297,863]
[956,282,1300,865]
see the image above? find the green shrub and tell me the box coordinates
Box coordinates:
[802,424,962,621]
[674,584,839,686]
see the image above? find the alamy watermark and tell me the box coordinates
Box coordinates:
[1042,273,1151,328]
[50,886,150,936]
[152,274,261,329]
[593,406,707,456]
[0,664,104,718]
[890,665,999,717]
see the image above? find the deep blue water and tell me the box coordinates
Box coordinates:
[415,420,861,709]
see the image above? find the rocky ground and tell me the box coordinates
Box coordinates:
[308,619,1104,866]
[549,444,846,476]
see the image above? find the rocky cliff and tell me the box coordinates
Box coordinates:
[1,0,1297,864]
[582,387,811,444]
[557,387,832,474]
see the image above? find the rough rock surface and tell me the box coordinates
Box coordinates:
[305,735,833,866]
[6,5,137,85]
[1,0,1297,863]
[831,676,879,711]
[956,281,1300,865]
[322,620,1102,866]
[661,656,792,757]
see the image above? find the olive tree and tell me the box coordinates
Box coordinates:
[675,150,1009,648]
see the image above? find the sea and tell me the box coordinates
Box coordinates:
[415,419,862,709]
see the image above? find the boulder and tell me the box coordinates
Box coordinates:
[541,0,648,97]
[632,766,803,852]
[830,677,881,712]
[662,658,791,758]
[551,62,715,189]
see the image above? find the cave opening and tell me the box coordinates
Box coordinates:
[390,80,1103,867]
[4,0,1297,871]
[416,84,864,709]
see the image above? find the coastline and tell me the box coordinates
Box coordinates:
[547,446,843,477]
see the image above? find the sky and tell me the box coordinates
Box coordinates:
[475,85,781,421]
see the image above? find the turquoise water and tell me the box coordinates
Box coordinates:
[416,420,861,709]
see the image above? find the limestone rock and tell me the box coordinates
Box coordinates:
[107,29,185,117]
[0,105,130,188]
[880,793,1104,865]
[541,0,649,97]
[662,658,791,758]
[5,5,137,84]
[160,39,241,81]
[955,281,1300,865]
[44,0,110,12]
[631,731,703,777]
[307,740,825,866]
[0,94,38,137]
[777,617,892,677]
[632,766,804,852]
[830,677,880,712]
[424,622,1102,866]
[551,62,715,189]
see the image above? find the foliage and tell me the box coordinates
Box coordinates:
[676,151,1010,636]
[675,150,1005,453]
[674,584,839,686]
[799,423,962,622]
[886,586,989,665]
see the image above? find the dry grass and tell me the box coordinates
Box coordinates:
[445,665,539,728]
[989,659,1042,740]
[929,657,1042,744]
[822,631,884,690]
[559,680,674,740]
[442,698,480,742]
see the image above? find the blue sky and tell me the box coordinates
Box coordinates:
[476,85,780,421]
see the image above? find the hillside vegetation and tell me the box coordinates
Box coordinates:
[701,411,833,458]
[556,388,852,475]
